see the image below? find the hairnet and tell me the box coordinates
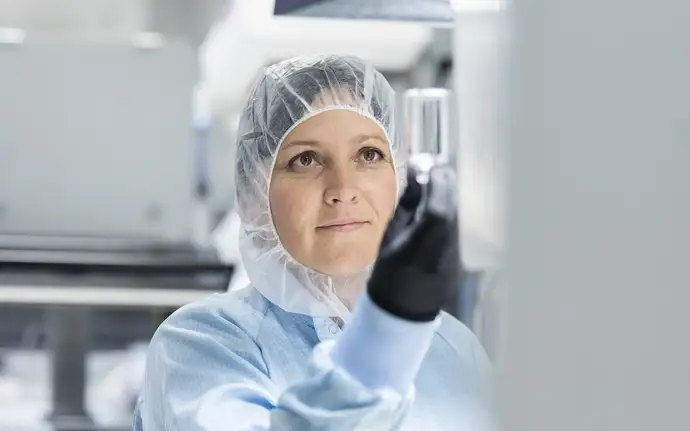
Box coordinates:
[234,55,405,319]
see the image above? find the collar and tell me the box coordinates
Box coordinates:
[313,316,344,341]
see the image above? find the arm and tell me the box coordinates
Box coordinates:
[139,305,411,431]
[330,292,440,395]
[330,163,461,397]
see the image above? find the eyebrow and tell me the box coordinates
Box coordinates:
[352,134,387,144]
[283,134,387,150]
[280,140,321,152]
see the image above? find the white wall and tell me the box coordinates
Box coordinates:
[496,1,690,430]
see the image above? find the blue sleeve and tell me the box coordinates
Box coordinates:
[138,304,412,431]
[329,292,440,394]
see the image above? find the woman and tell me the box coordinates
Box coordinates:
[135,55,491,430]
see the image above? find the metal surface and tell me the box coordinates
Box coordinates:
[0,43,198,249]
[0,285,220,307]
[274,0,454,23]
[0,249,233,274]
[0,248,233,306]
[403,87,461,320]
[453,1,510,272]
[0,0,225,43]
[1,348,135,431]
[0,253,231,431]
[46,308,94,431]
[404,88,452,159]
[451,0,510,353]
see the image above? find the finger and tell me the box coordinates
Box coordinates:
[404,165,458,271]
[423,164,458,220]
[405,210,456,272]
[378,169,424,253]
[379,165,456,262]
[399,166,423,211]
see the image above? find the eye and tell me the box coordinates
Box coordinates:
[359,147,385,164]
[289,151,317,169]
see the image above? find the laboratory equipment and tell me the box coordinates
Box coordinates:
[404,88,453,179]
[0,249,234,431]
[198,0,435,137]
[453,0,511,350]
[0,0,234,247]
[0,42,200,248]
[273,0,454,23]
[192,109,214,249]
[367,163,459,323]
[402,88,462,319]
[0,0,225,43]
[0,4,235,430]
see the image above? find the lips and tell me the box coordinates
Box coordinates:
[317,219,368,232]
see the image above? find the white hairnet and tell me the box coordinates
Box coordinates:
[235,55,404,318]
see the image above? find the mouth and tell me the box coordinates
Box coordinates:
[317,220,368,232]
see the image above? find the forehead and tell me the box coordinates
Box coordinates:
[283,109,387,147]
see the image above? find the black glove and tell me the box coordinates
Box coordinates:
[367,163,460,322]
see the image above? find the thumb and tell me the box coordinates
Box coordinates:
[378,168,423,254]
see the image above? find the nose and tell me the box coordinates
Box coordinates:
[323,166,359,205]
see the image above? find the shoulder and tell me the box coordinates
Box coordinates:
[150,287,273,351]
[140,288,280,423]
[144,287,278,381]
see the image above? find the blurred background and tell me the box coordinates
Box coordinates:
[1,1,503,430]
[2,1,688,431]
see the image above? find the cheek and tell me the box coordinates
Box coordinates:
[365,168,398,223]
[269,178,317,257]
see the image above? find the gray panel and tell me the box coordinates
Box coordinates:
[275,0,454,23]
[0,0,147,40]
[0,43,198,246]
[497,0,690,430]
[0,0,225,43]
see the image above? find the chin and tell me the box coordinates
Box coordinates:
[314,251,375,277]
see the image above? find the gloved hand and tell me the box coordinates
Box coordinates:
[329,163,460,394]
[367,163,460,322]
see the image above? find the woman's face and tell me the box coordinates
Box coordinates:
[269,109,397,276]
